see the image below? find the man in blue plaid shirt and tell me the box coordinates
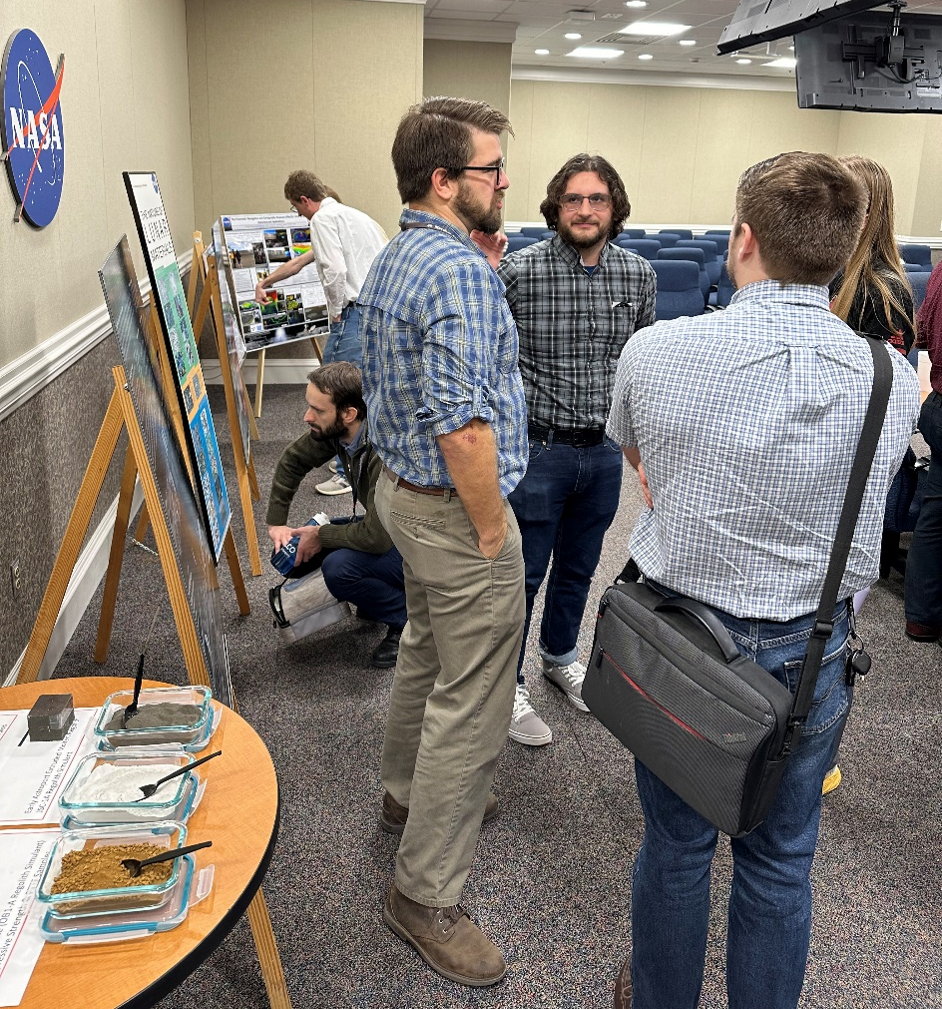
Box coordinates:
[497,155,656,746]
[606,152,920,1009]
[359,97,527,988]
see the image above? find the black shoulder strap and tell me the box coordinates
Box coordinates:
[787,336,894,739]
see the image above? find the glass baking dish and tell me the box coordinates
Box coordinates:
[59,751,202,827]
[36,820,188,918]
[93,686,212,748]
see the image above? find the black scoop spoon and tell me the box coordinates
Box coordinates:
[121,840,213,878]
[134,749,222,801]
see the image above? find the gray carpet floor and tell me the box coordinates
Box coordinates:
[53,382,942,1009]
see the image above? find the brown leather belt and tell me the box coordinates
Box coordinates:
[384,465,457,498]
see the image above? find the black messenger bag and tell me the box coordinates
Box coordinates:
[584,336,893,837]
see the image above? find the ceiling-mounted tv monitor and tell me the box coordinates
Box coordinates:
[718,0,884,54]
[794,10,942,112]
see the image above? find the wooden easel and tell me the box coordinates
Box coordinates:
[128,300,250,611]
[188,233,263,576]
[16,367,292,1009]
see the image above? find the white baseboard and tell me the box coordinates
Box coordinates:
[4,483,144,687]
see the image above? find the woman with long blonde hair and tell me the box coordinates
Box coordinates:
[830,155,916,354]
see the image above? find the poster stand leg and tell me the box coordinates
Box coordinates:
[253,350,266,418]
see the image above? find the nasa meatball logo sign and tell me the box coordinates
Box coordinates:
[1,29,65,228]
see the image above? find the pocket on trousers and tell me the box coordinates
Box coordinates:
[783,640,851,735]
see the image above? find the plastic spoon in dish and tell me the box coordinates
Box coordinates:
[133,749,222,801]
[121,840,213,878]
[122,608,162,726]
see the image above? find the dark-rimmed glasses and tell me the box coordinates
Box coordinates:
[451,159,505,183]
[559,193,612,210]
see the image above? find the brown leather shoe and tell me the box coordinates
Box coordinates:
[614,955,632,1008]
[383,884,507,986]
[905,620,941,642]
[379,791,499,835]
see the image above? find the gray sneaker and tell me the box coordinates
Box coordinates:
[543,659,589,712]
[315,473,352,496]
[508,684,552,746]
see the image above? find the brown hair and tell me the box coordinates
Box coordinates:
[734,152,866,285]
[284,170,328,204]
[307,362,366,420]
[831,156,914,344]
[391,96,513,204]
[540,154,631,240]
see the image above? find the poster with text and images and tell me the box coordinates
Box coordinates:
[211,221,254,465]
[216,211,329,353]
[124,171,231,562]
[100,236,233,709]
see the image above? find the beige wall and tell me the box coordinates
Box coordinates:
[506,78,942,236]
[423,40,512,119]
[0,0,196,371]
[187,0,424,241]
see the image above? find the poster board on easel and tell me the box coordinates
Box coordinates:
[124,171,232,563]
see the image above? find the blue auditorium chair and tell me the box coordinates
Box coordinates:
[710,261,735,309]
[616,238,661,261]
[677,239,721,287]
[658,247,709,303]
[660,228,693,241]
[520,226,548,238]
[704,229,731,256]
[909,269,929,311]
[656,232,681,248]
[620,228,646,239]
[651,260,704,320]
[899,244,932,270]
[504,234,539,254]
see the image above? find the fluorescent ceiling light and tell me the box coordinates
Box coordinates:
[534,48,550,54]
[679,39,697,46]
[567,46,624,58]
[625,1,648,7]
[565,32,582,39]
[765,56,797,67]
[736,58,752,64]
[638,53,653,60]
[619,21,690,36]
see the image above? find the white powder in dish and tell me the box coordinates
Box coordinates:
[71,763,186,805]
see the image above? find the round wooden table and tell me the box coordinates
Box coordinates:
[0,677,280,1009]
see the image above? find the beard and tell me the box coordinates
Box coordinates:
[307,415,346,441]
[557,216,607,250]
[454,180,502,234]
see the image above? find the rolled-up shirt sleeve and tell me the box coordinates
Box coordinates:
[417,260,505,436]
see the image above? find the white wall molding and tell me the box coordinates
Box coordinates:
[0,249,192,424]
[426,19,518,44]
[4,482,144,686]
[203,357,319,387]
[511,64,795,92]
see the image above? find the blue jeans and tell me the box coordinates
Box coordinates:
[323,303,363,370]
[630,599,852,1009]
[508,436,623,680]
[905,390,942,626]
[320,544,406,628]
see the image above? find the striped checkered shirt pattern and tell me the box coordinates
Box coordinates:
[359,209,528,498]
[606,281,921,620]
[497,236,657,429]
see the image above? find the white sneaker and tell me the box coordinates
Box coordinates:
[543,659,589,712]
[315,474,352,496]
[328,458,340,474]
[509,684,552,746]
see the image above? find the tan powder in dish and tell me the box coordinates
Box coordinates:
[51,844,173,893]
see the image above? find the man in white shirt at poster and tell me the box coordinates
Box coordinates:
[255,170,387,494]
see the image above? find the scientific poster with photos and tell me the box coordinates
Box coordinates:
[99,236,233,708]
[124,171,231,562]
[215,211,329,353]
[211,220,254,466]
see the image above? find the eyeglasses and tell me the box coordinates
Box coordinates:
[559,193,612,210]
[451,159,505,183]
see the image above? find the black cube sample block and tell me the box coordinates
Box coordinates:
[27,694,75,741]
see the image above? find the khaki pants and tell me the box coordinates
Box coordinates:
[375,474,525,907]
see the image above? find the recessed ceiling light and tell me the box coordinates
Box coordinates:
[619,21,690,36]
[625,1,648,7]
[765,56,797,68]
[534,48,550,55]
[679,39,696,46]
[736,58,752,64]
[564,32,582,39]
[638,53,654,60]
[567,46,625,58]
